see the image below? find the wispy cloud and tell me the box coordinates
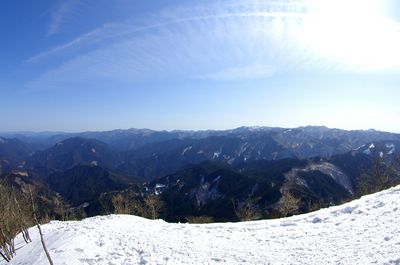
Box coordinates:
[48,0,83,35]
[27,0,400,90]
[28,5,305,62]
[198,64,276,81]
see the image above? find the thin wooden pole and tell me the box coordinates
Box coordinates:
[29,187,54,265]
[0,249,10,263]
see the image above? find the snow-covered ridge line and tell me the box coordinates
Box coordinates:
[4,185,400,265]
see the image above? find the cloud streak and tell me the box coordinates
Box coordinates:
[28,8,305,63]
[47,0,90,35]
[28,0,400,90]
[48,0,75,35]
[197,64,276,81]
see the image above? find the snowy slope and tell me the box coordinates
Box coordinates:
[4,186,400,265]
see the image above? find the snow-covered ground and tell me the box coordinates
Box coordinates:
[3,186,400,265]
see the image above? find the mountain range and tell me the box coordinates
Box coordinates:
[1,126,399,221]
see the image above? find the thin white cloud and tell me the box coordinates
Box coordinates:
[198,64,276,81]
[27,0,400,90]
[48,0,85,35]
[27,24,114,63]
[28,9,305,63]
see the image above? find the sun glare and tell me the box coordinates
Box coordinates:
[299,0,400,72]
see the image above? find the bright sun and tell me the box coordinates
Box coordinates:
[298,0,400,72]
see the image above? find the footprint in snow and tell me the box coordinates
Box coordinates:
[339,205,358,214]
[96,240,105,247]
[311,217,322,223]
[373,201,385,208]
[280,221,297,227]
[75,248,84,253]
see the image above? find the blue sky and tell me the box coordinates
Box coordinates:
[1,0,400,132]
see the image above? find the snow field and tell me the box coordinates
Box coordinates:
[4,185,400,265]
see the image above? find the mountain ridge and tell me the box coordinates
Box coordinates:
[1,126,399,222]
[2,126,399,151]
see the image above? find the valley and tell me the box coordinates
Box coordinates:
[1,126,399,222]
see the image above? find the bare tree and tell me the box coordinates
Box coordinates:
[279,191,301,217]
[0,226,13,262]
[111,191,166,220]
[306,198,322,212]
[112,194,131,214]
[1,184,23,261]
[11,187,32,243]
[111,192,148,218]
[144,195,164,220]
[0,181,36,262]
[185,216,214,224]
[358,154,400,196]
[232,198,262,221]
[372,156,391,192]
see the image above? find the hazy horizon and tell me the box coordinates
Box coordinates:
[1,124,399,135]
[1,0,399,133]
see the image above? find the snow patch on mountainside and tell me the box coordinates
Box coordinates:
[4,186,400,265]
[308,162,354,194]
[213,150,221,159]
[386,143,396,155]
[284,162,354,194]
[181,146,192,155]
